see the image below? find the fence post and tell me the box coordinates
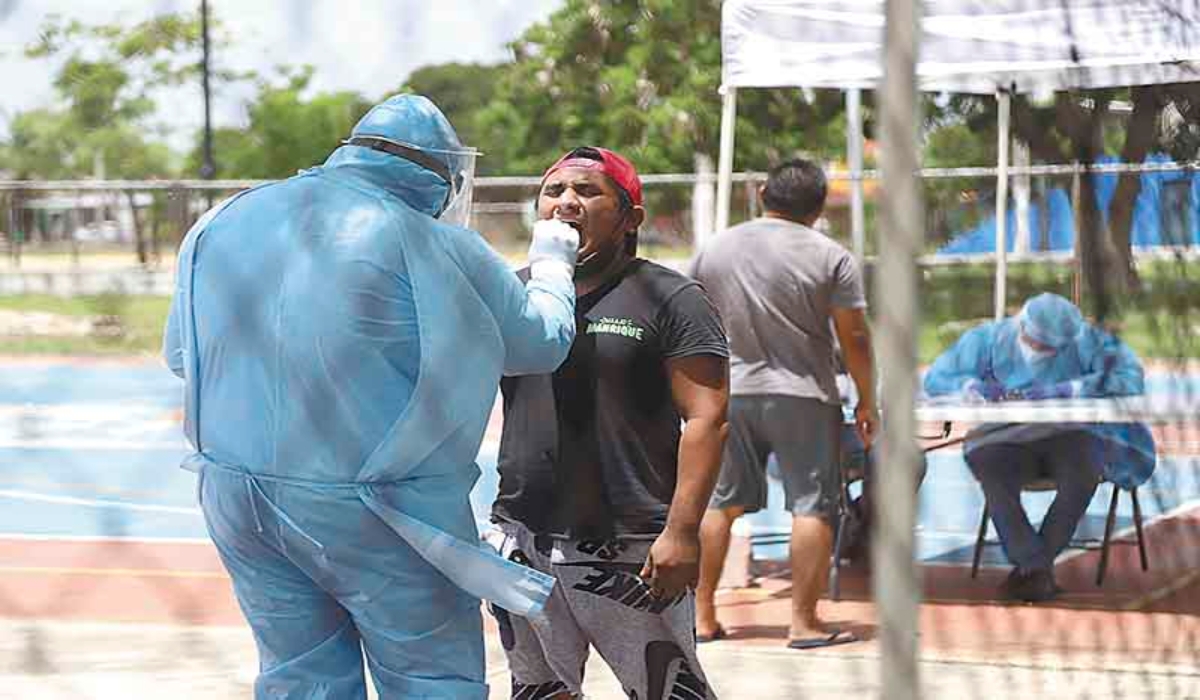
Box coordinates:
[8,191,23,268]
[170,185,188,245]
[714,87,738,234]
[847,87,867,260]
[70,188,81,269]
[993,89,1012,321]
[875,1,924,699]
[2,193,10,266]
[692,154,715,251]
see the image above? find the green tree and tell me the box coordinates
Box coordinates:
[4,11,234,262]
[186,66,372,179]
[926,85,1200,303]
[11,11,229,180]
[915,96,1005,247]
[475,0,847,176]
[398,62,506,171]
[2,110,88,179]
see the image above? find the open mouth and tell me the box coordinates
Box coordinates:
[553,214,583,233]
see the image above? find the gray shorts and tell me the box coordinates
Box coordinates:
[709,394,841,520]
[487,520,716,699]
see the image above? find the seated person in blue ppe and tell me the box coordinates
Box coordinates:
[163,94,581,699]
[923,292,1148,602]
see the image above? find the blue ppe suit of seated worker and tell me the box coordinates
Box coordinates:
[923,293,1148,596]
[163,95,576,699]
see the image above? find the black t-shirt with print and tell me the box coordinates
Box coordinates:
[492,259,729,539]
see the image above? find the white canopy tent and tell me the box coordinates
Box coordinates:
[717,0,1200,319]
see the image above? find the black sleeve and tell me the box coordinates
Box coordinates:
[657,283,730,360]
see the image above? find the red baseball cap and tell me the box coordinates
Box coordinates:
[541,146,643,207]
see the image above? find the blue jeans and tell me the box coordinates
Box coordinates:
[966,430,1104,573]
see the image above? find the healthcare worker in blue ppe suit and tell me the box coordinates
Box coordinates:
[924,293,1149,602]
[163,94,581,699]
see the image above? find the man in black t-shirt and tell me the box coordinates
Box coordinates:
[488,147,729,700]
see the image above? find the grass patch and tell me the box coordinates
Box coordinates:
[0,294,172,356]
[903,259,1200,362]
[0,256,1195,361]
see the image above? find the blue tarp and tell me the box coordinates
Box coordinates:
[938,155,1200,255]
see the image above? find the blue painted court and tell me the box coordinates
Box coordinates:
[1,361,1196,570]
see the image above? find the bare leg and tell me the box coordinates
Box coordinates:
[789,514,834,640]
[696,506,743,638]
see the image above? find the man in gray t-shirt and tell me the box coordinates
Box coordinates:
[690,158,878,650]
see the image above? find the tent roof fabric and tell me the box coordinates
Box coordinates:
[722,0,1200,93]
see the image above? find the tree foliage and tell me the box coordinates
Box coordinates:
[4,2,1196,277]
[6,11,218,179]
[398,62,506,172]
[474,0,847,175]
[4,2,853,181]
[186,66,372,179]
[924,86,1200,299]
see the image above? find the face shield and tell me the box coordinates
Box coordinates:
[344,135,479,227]
[435,146,477,228]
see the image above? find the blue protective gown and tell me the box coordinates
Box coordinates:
[163,97,573,699]
[922,316,1153,487]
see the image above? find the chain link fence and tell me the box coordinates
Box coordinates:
[3,1,1200,699]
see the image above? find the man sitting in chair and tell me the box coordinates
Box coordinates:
[923,293,1147,602]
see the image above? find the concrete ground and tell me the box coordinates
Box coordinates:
[2,603,1197,700]
[1,525,1198,700]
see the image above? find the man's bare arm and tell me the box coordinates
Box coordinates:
[640,353,730,597]
[832,306,878,449]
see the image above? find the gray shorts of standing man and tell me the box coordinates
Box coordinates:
[709,394,842,522]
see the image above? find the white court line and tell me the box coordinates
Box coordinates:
[0,489,201,516]
[0,533,211,544]
[0,439,186,450]
[0,403,169,416]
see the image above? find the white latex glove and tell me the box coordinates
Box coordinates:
[527,219,579,282]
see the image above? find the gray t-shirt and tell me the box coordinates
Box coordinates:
[689,217,866,404]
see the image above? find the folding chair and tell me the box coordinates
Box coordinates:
[970,478,1149,586]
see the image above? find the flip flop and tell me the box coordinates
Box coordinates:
[696,626,727,644]
[787,629,859,650]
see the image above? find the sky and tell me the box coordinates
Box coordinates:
[0,0,563,146]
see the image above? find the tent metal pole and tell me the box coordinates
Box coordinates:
[714,87,738,236]
[994,89,1012,321]
[1013,140,1032,254]
[847,88,867,260]
[875,0,923,698]
[1071,164,1083,305]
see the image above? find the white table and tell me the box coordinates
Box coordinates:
[915,393,1200,425]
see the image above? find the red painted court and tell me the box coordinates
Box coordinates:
[2,503,1196,670]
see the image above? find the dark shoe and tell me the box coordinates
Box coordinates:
[1008,568,1058,603]
[696,625,727,644]
[999,568,1024,599]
